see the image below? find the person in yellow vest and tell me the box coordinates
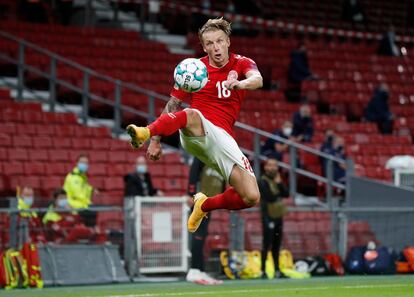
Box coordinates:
[43,188,81,243]
[63,153,95,209]
[16,186,45,243]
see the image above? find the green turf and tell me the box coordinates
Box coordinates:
[2,275,414,297]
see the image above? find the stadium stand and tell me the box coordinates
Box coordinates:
[2,3,411,262]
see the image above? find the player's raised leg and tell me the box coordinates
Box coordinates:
[188,165,260,232]
[127,103,204,149]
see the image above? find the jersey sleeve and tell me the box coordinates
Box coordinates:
[240,57,259,76]
[170,85,192,103]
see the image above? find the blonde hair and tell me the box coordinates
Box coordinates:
[198,17,232,42]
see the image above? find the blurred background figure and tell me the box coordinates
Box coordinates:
[63,153,95,209]
[342,0,365,24]
[286,42,317,102]
[124,156,161,197]
[259,158,289,279]
[186,158,224,285]
[16,185,45,244]
[261,121,293,161]
[292,103,314,142]
[364,83,394,134]
[378,25,401,57]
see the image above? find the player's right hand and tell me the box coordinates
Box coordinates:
[147,140,162,161]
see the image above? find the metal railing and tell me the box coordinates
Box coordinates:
[0,29,351,206]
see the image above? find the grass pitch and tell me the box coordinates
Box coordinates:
[2,275,414,297]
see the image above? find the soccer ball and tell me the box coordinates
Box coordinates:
[174,58,208,93]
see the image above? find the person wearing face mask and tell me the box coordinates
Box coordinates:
[16,186,46,244]
[292,103,314,143]
[63,153,94,209]
[258,158,289,279]
[261,121,293,161]
[43,188,106,243]
[124,156,160,197]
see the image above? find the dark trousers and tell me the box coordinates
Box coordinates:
[261,218,283,273]
[190,213,210,271]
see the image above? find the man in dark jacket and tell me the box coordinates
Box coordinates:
[261,121,293,161]
[259,158,289,279]
[124,156,159,196]
[292,103,314,142]
[364,83,393,134]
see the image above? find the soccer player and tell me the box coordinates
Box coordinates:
[127,17,263,232]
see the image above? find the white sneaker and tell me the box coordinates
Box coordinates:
[199,271,223,285]
[186,269,223,285]
[186,269,201,282]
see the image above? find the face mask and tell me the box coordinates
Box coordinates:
[23,196,33,207]
[77,162,88,173]
[57,198,68,208]
[283,127,292,136]
[136,165,147,174]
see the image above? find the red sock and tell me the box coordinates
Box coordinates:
[148,111,187,136]
[201,187,250,211]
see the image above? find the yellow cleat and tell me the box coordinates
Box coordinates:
[188,192,208,233]
[126,124,150,149]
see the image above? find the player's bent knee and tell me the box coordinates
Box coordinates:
[184,108,198,121]
[244,191,260,206]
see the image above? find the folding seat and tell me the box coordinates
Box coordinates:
[11,135,32,148]
[89,175,106,190]
[21,111,44,123]
[33,136,53,149]
[8,148,29,161]
[51,137,72,149]
[88,164,107,176]
[36,124,55,136]
[55,125,75,137]
[164,153,182,164]
[108,151,126,163]
[103,177,124,191]
[1,109,22,122]
[17,176,41,189]
[90,138,110,150]
[108,139,129,151]
[0,134,12,147]
[41,176,64,193]
[24,163,45,175]
[89,151,108,162]
[48,149,70,162]
[0,123,16,134]
[45,162,72,176]
[71,138,91,150]
[2,162,24,175]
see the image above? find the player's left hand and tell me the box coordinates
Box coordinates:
[224,70,241,90]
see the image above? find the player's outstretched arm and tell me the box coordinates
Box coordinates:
[225,70,263,91]
[147,96,183,161]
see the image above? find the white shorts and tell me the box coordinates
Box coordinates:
[179,109,255,182]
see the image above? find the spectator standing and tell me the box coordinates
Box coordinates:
[319,129,336,176]
[258,158,289,279]
[124,156,160,197]
[364,83,394,134]
[378,25,401,57]
[292,104,314,142]
[186,158,225,285]
[261,121,293,161]
[286,43,316,102]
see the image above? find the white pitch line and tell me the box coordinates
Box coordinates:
[96,283,414,297]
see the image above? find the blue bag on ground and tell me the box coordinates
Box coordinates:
[345,246,366,274]
[363,246,396,274]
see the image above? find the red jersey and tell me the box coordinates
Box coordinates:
[170,53,259,137]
